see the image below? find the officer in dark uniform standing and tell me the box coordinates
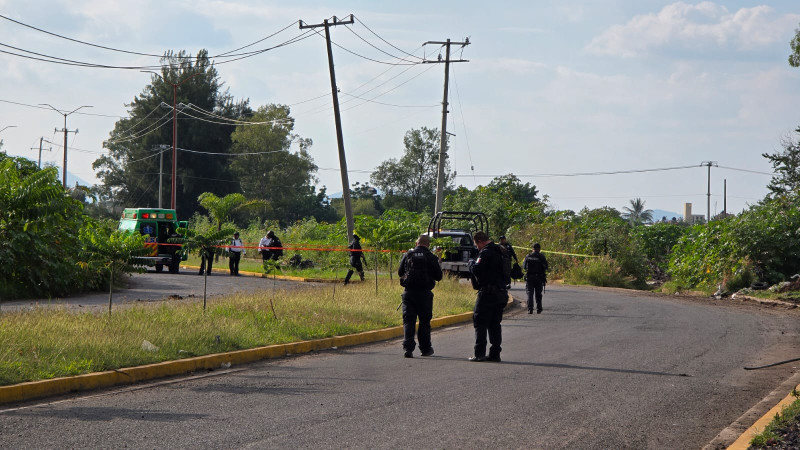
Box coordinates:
[524,242,549,314]
[468,231,508,362]
[344,234,367,285]
[397,234,443,358]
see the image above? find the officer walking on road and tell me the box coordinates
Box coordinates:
[524,243,549,314]
[344,234,367,285]
[398,234,443,358]
[468,231,508,362]
[228,231,245,276]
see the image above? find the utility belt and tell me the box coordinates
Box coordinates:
[479,284,507,293]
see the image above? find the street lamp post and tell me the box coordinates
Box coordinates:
[141,70,204,211]
[40,104,92,188]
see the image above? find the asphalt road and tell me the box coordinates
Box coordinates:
[1,266,299,312]
[1,284,798,449]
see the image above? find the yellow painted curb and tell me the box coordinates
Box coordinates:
[727,384,800,449]
[182,265,339,283]
[0,310,474,406]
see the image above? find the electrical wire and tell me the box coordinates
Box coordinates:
[0,28,316,70]
[307,28,422,66]
[177,146,291,156]
[451,63,476,186]
[353,16,425,61]
[339,92,437,108]
[343,24,421,64]
[457,165,701,178]
[340,63,438,113]
[181,103,294,126]
[0,13,302,60]
[717,165,773,176]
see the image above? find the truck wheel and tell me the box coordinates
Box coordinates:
[169,255,180,274]
[155,264,164,273]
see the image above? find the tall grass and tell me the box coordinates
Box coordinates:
[0,278,475,386]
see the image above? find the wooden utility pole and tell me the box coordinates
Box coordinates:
[424,38,470,214]
[300,15,357,242]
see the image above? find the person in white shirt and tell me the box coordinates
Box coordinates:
[228,231,245,276]
[259,233,272,262]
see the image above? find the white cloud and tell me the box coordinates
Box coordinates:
[586,2,800,58]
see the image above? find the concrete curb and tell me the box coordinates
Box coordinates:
[0,309,479,406]
[727,383,800,449]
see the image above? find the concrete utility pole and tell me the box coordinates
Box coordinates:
[30,137,51,168]
[701,161,718,222]
[723,179,727,216]
[40,104,92,188]
[154,144,170,208]
[300,15,357,243]
[141,71,203,212]
[424,38,470,214]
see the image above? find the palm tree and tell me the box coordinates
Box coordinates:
[197,192,267,231]
[622,198,654,225]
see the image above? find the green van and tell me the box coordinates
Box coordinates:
[118,208,188,273]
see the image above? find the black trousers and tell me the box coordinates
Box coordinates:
[473,288,506,358]
[229,251,241,275]
[526,281,544,312]
[344,260,364,284]
[199,253,213,274]
[402,290,434,353]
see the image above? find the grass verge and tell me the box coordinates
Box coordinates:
[183,255,393,280]
[0,278,474,386]
[750,389,800,447]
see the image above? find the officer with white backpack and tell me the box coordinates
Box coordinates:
[398,234,443,358]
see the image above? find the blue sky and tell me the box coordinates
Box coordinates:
[1,1,798,216]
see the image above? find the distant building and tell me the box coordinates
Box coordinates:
[682,203,705,225]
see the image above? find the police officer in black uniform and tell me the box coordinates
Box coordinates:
[468,231,508,362]
[344,234,367,285]
[524,242,549,314]
[397,234,443,358]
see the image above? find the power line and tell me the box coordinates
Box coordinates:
[307,27,423,66]
[339,92,437,108]
[456,165,700,178]
[717,165,773,176]
[352,16,425,62]
[0,28,315,70]
[0,14,302,60]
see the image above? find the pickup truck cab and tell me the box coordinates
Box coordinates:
[118,208,187,273]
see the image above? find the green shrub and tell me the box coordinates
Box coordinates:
[563,256,632,288]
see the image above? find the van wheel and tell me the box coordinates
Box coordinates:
[155,264,164,273]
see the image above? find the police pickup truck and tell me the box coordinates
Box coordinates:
[118,208,187,273]
[426,211,489,277]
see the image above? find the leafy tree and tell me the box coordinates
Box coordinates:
[228,104,330,223]
[173,226,233,310]
[0,160,86,299]
[789,22,800,67]
[93,50,252,219]
[763,128,800,197]
[370,127,452,213]
[632,222,687,270]
[621,198,654,225]
[79,223,148,314]
[443,174,543,238]
[197,192,265,231]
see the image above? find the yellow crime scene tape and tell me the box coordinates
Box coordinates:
[511,245,599,258]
